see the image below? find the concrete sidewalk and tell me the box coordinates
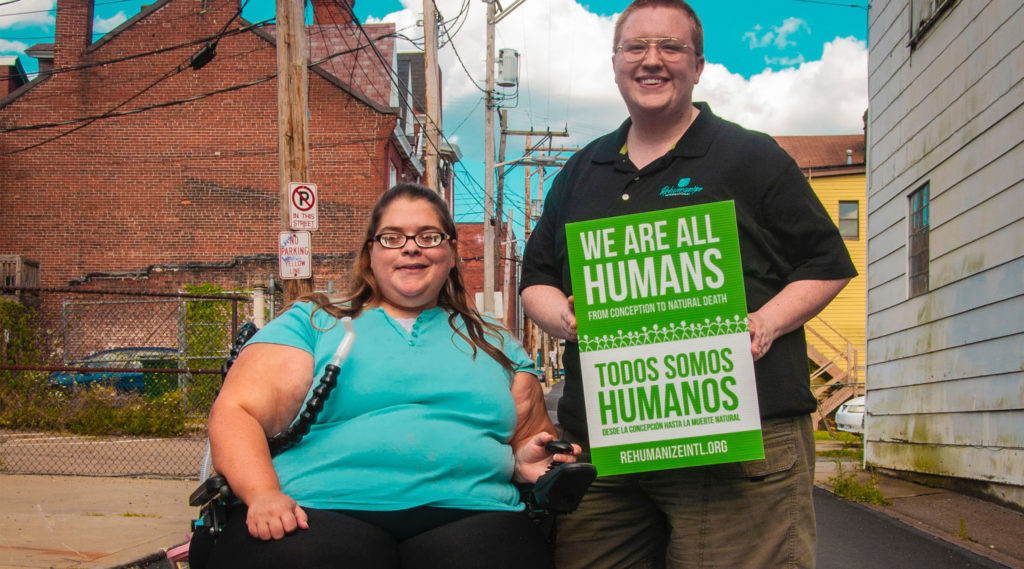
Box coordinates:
[2,444,1023,569]
[0,475,194,569]
[814,443,1024,569]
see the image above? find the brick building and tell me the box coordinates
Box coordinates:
[455,222,522,336]
[0,0,424,299]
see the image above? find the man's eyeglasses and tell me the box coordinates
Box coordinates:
[616,38,692,63]
[371,231,451,249]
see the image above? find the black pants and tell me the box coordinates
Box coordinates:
[189,505,553,569]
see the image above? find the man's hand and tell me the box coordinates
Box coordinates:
[522,285,578,342]
[747,309,781,361]
[245,490,309,540]
[562,295,578,341]
[746,278,852,361]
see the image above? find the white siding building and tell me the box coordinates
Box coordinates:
[865,0,1024,509]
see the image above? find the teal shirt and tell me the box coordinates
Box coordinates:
[248,302,538,512]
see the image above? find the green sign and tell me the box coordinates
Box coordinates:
[566,201,764,475]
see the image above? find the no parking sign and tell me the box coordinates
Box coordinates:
[289,182,318,230]
[279,231,311,279]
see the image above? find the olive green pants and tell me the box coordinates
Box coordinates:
[555,415,816,569]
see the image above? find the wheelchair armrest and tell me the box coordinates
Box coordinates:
[190,475,234,536]
[524,462,597,514]
[189,475,231,507]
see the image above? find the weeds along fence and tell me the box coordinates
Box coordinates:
[0,286,269,479]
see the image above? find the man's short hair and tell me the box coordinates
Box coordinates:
[613,0,704,57]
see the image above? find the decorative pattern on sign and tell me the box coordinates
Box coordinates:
[578,315,749,352]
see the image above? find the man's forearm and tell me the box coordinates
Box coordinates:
[522,284,577,341]
[761,278,851,334]
[746,278,851,361]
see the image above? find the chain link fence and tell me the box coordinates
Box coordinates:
[0,286,276,479]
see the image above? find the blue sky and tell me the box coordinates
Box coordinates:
[1,0,869,78]
[1,0,869,236]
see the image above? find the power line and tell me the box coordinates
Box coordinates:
[438,4,486,94]
[1,73,274,152]
[0,0,153,18]
[789,0,869,8]
[0,19,273,83]
[310,0,397,165]
[339,0,484,194]
[1,10,394,138]
[4,0,490,203]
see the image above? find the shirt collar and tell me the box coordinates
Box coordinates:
[591,102,718,165]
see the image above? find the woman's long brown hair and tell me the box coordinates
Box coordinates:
[300,183,516,371]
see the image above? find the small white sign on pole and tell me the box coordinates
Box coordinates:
[279,231,312,279]
[289,182,318,230]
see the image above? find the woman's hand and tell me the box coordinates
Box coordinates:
[244,490,309,540]
[513,432,581,484]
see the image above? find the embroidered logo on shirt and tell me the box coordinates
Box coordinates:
[659,177,704,197]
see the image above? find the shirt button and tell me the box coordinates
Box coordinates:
[622,193,630,201]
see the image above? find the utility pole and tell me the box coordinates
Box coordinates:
[277,0,312,303]
[483,0,529,316]
[508,131,573,366]
[523,134,532,236]
[423,0,441,192]
[483,0,497,315]
[496,109,508,243]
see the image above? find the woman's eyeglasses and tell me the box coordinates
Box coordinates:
[616,38,692,63]
[371,231,451,249]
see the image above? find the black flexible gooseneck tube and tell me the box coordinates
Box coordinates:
[267,363,341,455]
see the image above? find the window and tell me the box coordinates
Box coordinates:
[908,183,930,297]
[838,201,859,240]
[909,0,956,50]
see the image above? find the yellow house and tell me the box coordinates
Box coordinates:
[774,135,867,423]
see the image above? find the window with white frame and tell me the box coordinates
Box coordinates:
[838,201,859,240]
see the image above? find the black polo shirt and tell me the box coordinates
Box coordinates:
[521,103,857,441]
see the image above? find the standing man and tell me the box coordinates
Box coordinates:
[520,1,856,567]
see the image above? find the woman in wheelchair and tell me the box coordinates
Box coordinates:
[189,183,580,569]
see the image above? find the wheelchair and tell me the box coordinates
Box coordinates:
[186,321,596,558]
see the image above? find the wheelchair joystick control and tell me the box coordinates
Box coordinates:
[545,439,574,469]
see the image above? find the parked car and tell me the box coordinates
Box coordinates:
[47,347,179,393]
[835,395,866,434]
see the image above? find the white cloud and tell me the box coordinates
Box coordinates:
[0,38,28,53]
[0,0,54,29]
[698,37,868,135]
[372,1,867,164]
[94,11,129,34]
[742,17,810,50]
[765,54,806,66]
[742,25,771,49]
[772,17,810,49]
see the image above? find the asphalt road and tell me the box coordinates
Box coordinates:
[814,487,1009,568]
